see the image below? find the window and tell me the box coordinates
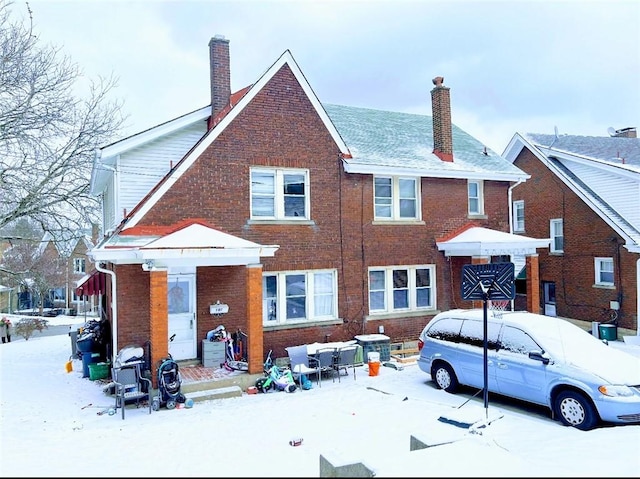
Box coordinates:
[374,176,419,220]
[467,180,484,215]
[499,326,541,355]
[550,219,564,253]
[513,200,525,232]
[262,270,337,325]
[251,168,309,220]
[73,258,86,274]
[368,265,435,314]
[594,258,614,286]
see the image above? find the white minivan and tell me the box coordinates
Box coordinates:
[417,309,640,430]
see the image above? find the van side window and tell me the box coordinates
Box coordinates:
[426,317,463,342]
[500,326,541,354]
[459,319,501,349]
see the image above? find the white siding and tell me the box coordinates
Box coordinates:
[567,161,640,229]
[114,123,206,226]
[103,178,116,234]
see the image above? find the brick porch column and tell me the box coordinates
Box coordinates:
[526,254,540,314]
[149,269,168,387]
[246,264,264,374]
[471,256,490,309]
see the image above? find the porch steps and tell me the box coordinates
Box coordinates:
[179,369,263,403]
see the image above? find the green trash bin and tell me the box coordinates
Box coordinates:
[598,324,618,341]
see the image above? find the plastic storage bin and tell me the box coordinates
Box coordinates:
[598,324,618,341]
[88,362,110,381]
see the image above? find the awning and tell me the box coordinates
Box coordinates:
[76,270,106,297]
[436,226,551,257]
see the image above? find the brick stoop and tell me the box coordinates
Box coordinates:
[177,360,263,402]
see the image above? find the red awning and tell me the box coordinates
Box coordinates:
[76,270,107,297]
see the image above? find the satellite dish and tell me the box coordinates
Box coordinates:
[607,127,617,137]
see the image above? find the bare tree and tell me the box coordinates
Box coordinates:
[0,1,126,248]
[1,233,66,314]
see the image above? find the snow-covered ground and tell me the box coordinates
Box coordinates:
[1,313,639,477]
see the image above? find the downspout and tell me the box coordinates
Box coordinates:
[508,179,524,234]
[95,261,117,361]
[508,179,525,310]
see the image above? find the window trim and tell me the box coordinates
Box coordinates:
[73,257,86,274]
[250,167,310,221]
[368,265,436,315]
[513,200,525,232]
[550,218,564,253]
[467,180,484,215]
[594,257,614,287]
[262,269,338,326]
[373,176,421,221]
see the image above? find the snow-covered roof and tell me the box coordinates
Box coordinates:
[503,132,640,253]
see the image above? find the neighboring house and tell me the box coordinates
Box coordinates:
[2,229,97,314]
[503,128,640,334]
[83,35,550,375]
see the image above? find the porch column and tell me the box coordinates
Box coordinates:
[471,256,490,309]
[246,264,264,374]
[526,254,540,314]
[149,269,168,387]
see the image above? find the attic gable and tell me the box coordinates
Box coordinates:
[122,49,350,230]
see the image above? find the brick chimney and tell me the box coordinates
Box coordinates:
[209,35,231,122]
[431,76,453,162]
[611,127,637,138]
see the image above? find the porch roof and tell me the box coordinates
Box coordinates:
[89,223,279,268]
[436,226,551,257]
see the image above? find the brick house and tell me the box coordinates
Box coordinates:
[503,129,640,335]
[83,36,550,374]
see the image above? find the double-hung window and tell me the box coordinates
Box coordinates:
[513,200,525,232]
[550,219,564,253]
[251,168,309,220]
[73,258,86,274]
[262,270,337,325]
[594,258,614,287]
[368,265,435,314]
[467,180,484,215]
[374,176,419,220]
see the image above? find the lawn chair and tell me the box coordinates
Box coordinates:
[285,345,321,388]
[112,361,152,420]
[313,347,337,387]
[333,345,358,382]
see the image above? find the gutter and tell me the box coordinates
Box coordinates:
[95,262,118,361]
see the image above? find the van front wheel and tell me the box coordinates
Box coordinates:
[554,390,599,430]
[431,362,459,393]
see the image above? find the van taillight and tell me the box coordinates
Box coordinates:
[418,339,424,351]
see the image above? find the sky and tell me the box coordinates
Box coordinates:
[1,313,640,477]
[6,0,640,155]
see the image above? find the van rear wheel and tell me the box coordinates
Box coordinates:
[431,362,459,393]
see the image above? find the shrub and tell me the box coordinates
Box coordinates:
[14,318,49,341]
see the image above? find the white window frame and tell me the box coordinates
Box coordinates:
[73,257,86,274]
[513,200,525,232]
[594,257,614,287]
[467,180,484,215]
[368,265,436,314]
[250,167,310,220]
[262,269,338,325]
[550,218,564,253]
[373,176,420,221]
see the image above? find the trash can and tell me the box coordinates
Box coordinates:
[599,324,618,341]
[367,351,381,377]
[82,352,101,378]
[69,329,78,357]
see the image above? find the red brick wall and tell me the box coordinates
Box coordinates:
[513,148,636,330]
[125,64,518,360]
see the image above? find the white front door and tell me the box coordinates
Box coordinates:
[167,274,196,360]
